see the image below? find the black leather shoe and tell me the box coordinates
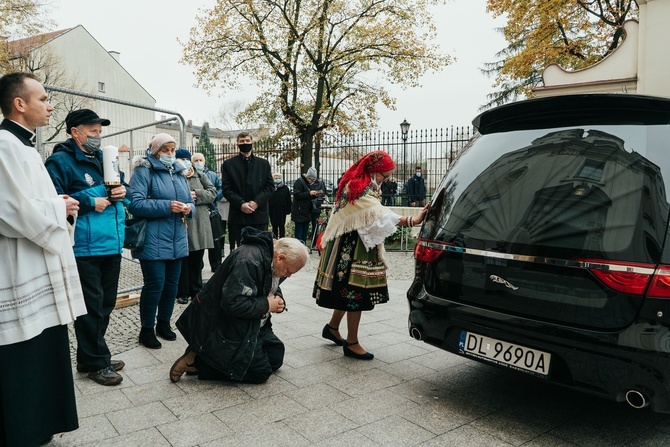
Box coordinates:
[156,320,177,341]
[77,359,125,373]
[322,324,345,346]
[177,295,189,304]
[88,365,123,386]
[343,341,374,360]
[139,327,162,349]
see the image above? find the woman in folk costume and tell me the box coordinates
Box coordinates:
[313,150,428,359]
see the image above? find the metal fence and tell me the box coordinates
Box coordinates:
[188,126,474,204]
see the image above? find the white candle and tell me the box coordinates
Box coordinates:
[102,145,121,185]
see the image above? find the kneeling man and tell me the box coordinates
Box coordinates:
[170,227,308,384]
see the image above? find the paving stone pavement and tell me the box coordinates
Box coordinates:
[55,251,670,447]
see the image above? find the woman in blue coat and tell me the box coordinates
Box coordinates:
[128,134,195,349]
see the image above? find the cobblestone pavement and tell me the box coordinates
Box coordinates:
[56,250,670,447]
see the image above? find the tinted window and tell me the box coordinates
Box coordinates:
[431,125,670,263]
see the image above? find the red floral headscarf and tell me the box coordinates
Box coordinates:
[336,150,395,203]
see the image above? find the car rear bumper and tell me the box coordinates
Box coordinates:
[408,293,670,413]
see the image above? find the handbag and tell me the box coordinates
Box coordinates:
[123,166,153,250]
[209,209,225,241]
[124,216,147,250]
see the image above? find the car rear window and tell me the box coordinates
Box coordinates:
[433,124,670,264]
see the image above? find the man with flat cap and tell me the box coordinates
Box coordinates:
[45,109,127,386]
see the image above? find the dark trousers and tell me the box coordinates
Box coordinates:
[178,249,205,299]
[271,225,286,238]
[229,223,268,249]
[208,219,227,271]
[139,258,182,327]
[208,238,223,272]
[195,324,285,384]
[310,212,320,237]
[74,254,121,371]
[294,221,310,243]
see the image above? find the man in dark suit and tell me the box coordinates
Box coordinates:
[221,131,275,249]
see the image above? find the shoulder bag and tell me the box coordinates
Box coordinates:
[124,167,153,250]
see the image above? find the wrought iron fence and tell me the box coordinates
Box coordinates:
[188,126,473,204]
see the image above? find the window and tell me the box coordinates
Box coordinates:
[98,82,105,93]
[576,159,605,182]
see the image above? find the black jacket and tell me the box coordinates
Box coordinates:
[221,153,274,226]
[290,176,312,223]
[176,227,280,381]
[269,185,291,227]
[406,175,426,203]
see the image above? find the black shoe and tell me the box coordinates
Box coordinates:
[343,341,374,360]
[88,365,123,386]
[77,359,125,373]
[156,320,177,341]
[139,327,162,349]
[177,295,189,304]
[322,324,345,346]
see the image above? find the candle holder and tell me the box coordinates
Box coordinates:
[102,145,122,201]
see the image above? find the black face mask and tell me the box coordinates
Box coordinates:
[238,143,253,153]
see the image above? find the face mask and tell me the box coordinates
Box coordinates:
[238,143,253,153]
[194,162,205,171]
[160,155,175,167]
[83,136,102,152]
[416,172,422,178]
[370,178,381,189]
[274,179,282,184]
[182,160,192,170]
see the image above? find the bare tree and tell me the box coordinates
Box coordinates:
[7,37,91,141]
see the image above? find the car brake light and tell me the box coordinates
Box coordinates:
[647,266,670,298]
[414,240,443,263]
[577,258,670,297]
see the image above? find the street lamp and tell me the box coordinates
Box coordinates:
[400,119,410,205]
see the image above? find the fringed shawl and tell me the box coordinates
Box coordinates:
[322,190,386,244]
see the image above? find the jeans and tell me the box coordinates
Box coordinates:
[74,254,121,370]
[139,258,183,328]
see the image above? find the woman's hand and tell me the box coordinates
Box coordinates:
[415,202,430,224]
[171,201,188,214]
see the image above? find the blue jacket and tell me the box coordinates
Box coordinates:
[45,139,126,257]
[127,155,195,261]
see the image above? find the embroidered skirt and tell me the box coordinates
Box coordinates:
[313,230,389,311]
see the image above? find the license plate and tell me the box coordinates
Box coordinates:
[459,330,551,377]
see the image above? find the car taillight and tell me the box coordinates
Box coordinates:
[414,240,444,263]
[647,266,670,298]
[577,258,670,298]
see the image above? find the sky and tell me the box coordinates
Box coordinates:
[48,0,507,132]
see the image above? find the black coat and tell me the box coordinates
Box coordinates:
[269,185,291,227]
[221,153,275,226]
[406,175,426,203]
[176,227,281,381]
[290,176,312,223]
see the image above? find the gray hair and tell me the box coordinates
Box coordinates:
[275,238,309,266]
